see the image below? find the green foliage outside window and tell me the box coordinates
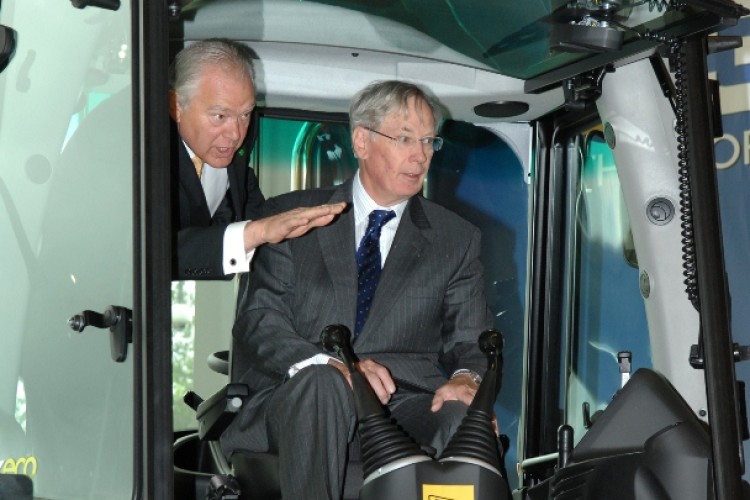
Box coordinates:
[172,281,196,431]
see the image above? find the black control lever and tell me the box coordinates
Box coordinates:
[440,329,505,474]
[70,0,120,11]
[320,325,429,480]
[322,325,510,500]
[558,424,574,469]
[320,324,359,369]
[321,323,408,420]
[68,305,132,362]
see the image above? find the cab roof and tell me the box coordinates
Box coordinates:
[175,0,748,123]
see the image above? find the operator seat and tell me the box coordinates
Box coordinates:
[184,348,364,500]
[185,324,508,500]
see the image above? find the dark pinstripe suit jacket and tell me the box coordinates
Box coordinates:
[171,126,265,280]
[230,176,494,425]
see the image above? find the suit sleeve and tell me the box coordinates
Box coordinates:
[174,225,231,280]
[438,225,494,377]
[232,195,330,383]
[173,186,237,280]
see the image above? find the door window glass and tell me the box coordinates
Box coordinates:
[258,116,355,194]
[0,1,134,497]
[566,133,651,442]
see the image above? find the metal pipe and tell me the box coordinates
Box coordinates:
[683,35,744,500]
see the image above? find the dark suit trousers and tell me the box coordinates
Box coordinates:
[387,391,468,458]
[250,365,468,500]
[263,365,357,500]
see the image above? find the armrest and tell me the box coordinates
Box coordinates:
[184,383,250,441]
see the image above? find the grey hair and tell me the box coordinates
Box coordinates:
[349,80,443,136]
[169,38,255,110]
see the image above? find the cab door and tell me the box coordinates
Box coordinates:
[0,1,170,498]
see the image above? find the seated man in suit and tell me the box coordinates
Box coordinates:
[169,38,345,279]
[222,80,495,499]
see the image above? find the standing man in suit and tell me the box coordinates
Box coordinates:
[222,80,495,499]
[170,38,345,280]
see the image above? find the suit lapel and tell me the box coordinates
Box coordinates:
[177,142,212,225]
[225,145,250,222]
[357,197,431,340]
[317,181,359,327]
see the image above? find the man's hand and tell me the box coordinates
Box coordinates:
[244,202,347,251]
[327,358,396,405]
[430,374,478,412]
[357,359,396,404]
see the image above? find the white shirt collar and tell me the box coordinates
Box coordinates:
[352,170,407,224]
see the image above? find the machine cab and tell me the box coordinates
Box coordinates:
[0,0,749,498]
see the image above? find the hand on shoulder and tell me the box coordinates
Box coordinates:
[243,202,346,250]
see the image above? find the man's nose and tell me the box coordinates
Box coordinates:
[411,142,429,162]
[224,117,243,140]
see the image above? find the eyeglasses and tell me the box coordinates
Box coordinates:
[365,127,443,152]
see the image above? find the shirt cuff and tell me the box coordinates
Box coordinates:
[223,221,255,274]
[287,353,335,379]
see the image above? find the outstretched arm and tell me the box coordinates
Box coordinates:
[242,202,346,252]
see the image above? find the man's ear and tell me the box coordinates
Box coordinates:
[168,90,180,122]
[352,126,369,159]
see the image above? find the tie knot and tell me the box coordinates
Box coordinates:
[192,156,204,178]
[366,209,396,235]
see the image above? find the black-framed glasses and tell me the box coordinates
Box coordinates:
[364,127,444,152]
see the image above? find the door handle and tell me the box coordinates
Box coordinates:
[70,0,120,11]
[68,305,133,362]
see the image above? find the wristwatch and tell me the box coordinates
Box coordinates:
[451,368,482,385]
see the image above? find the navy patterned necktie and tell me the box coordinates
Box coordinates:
[355,209,396,336]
